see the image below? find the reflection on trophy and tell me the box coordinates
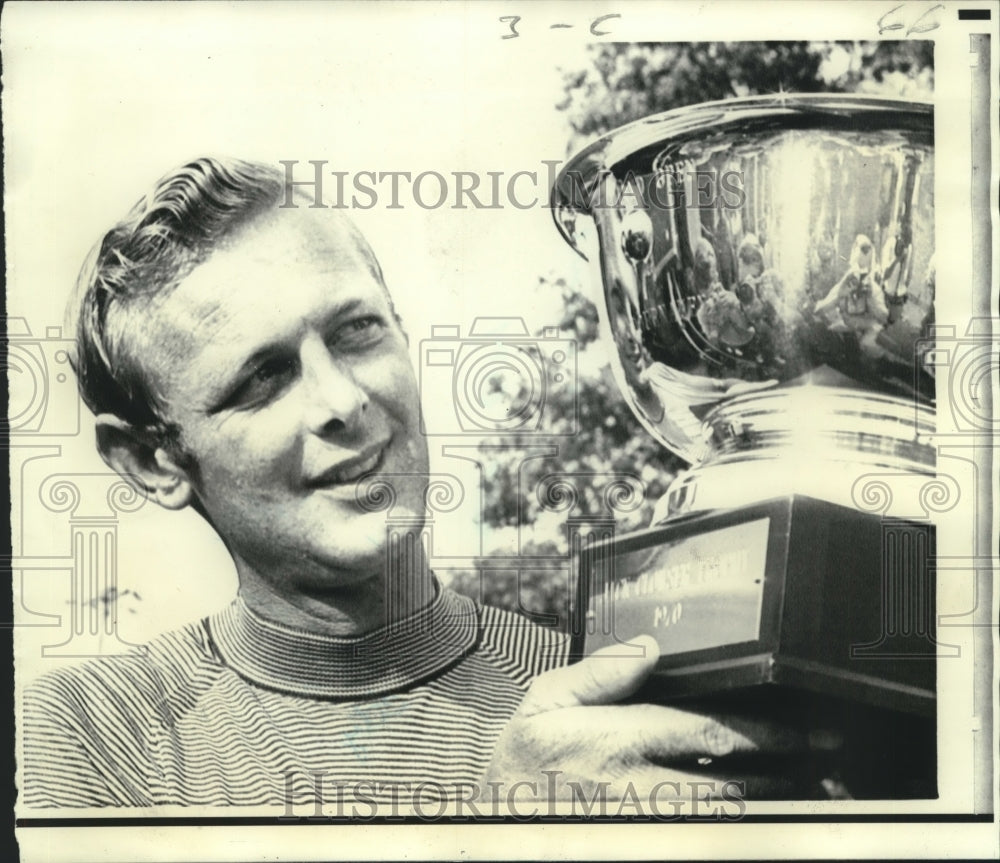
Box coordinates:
[554,96,937,798]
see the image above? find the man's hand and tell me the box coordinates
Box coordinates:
[484,636,839,804]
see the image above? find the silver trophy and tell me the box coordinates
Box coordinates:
[553,94,935,519]
[554,96,937,798]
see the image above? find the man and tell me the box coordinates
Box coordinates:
[21,157,814,810]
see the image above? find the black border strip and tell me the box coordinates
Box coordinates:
[16,813,996,827]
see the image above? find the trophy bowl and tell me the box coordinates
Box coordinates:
[552,95,935,519]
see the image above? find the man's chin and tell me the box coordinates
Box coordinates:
[314,510,427,570]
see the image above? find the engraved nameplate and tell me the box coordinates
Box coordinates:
[584,518,770,656]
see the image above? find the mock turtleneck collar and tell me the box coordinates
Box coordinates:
[206,585,480,699]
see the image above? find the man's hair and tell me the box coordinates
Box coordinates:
[70,157,288,436]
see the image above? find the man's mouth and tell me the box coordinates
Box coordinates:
[307,443,388,488]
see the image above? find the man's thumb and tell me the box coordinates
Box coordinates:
[517,635,661,717]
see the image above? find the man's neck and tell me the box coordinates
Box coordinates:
[233,552,436,636]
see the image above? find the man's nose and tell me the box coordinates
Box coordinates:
[301,337,368,435]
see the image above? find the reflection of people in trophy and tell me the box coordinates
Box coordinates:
[697,281,753,348]
[736,232,765,288]
[806,234,839,304]
[694,239,755,348]
[879,225,912,323]
[733,234,786,366]
[814,233,889,359]
[692,236,721,295]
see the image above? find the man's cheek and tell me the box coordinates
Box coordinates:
[197,446,287,502]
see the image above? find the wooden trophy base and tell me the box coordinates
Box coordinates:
[572,495,937,799]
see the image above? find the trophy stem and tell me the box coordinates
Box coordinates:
[655,387,936,522]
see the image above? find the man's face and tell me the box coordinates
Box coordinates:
[143,206,429,591]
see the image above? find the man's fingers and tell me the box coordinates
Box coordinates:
[517,636,661,717]
[638,707,838,762]
[569,702,820,762]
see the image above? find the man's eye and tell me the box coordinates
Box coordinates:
[253,357,296,382]
[335,315,386,347]
[232,357,297,406]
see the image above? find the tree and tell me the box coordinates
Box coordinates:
[558,41,933,143]
[559,42,827,140]
[447,278,685,629]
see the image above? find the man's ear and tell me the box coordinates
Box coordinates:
[95,414,193,511]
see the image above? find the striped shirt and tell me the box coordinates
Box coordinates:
[21,587,570,808]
